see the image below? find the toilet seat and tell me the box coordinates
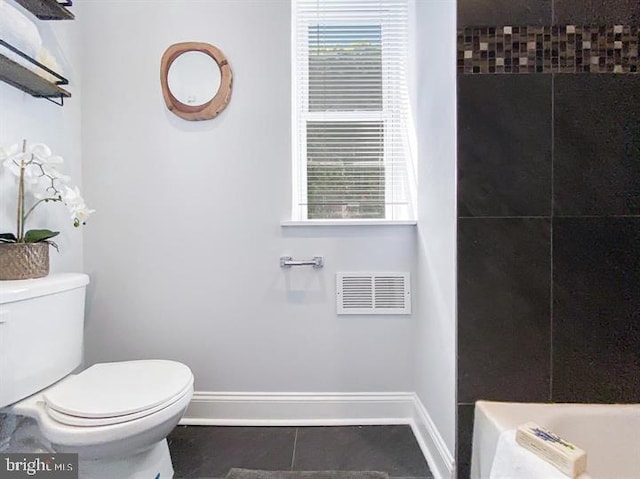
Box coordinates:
[45,380,193,427]
[42,360,193,427]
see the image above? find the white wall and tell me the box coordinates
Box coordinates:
[79,0,417,394]
[1,0,457,471]
[413,0,458,459]
[0,0,83,273]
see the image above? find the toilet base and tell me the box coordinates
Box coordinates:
[79,439,174,479]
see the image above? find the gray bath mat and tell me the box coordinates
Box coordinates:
[226,469,389,479]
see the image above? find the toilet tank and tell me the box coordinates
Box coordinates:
[0,273,89,408]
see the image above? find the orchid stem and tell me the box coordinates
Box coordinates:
[16,140,27,242]
[23,197,59,226]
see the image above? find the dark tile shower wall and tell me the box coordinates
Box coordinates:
[456,1,640,478]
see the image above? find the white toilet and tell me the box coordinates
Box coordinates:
[0,273,194,479]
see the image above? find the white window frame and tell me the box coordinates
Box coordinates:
[290,1,416,224]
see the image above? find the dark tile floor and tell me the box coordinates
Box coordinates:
[168,425,433,479]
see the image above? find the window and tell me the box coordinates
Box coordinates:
[292,0,416,222]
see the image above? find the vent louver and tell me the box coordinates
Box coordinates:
[337,273,410,315]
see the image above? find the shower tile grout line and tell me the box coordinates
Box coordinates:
[459,215,640,219]
[290,427,299,471]
[549,72,555,402]
[458,215,550,219]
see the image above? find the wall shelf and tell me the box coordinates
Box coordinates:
[14,0,74,20]
[0,2,74,104]
[0,51,71,105]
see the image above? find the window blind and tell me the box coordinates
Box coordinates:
[293,0,416,221]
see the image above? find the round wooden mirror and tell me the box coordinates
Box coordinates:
[160,42,232,121]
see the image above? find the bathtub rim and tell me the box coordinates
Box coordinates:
[470,400,640,479]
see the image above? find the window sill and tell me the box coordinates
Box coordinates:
[281,219,417,227]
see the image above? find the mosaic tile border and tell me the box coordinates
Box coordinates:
[458,25,639,74]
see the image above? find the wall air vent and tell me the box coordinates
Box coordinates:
[336,273,411,315]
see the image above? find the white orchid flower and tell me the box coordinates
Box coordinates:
[3,156,54,187]
[2,140,94,243]
[42,166,71,184]
[28,143,52,160]
[2,143,70,190]
[0,143,20,160]
[2,144,29,178]
[73,207,95,224]
[34,191,61,201]
[60,185,96,226]
[4,157,40,185]
[29,144,65,170]
[3,156,24,177]
[37,156,66,178]
[28,147,69,185]
[45,155,64,165]
[60,184,81,204]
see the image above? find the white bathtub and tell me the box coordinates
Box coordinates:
[471,401,640,479]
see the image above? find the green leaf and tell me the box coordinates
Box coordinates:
[0,233,17,242]
[45,240,60,252]
[24,229,60,243]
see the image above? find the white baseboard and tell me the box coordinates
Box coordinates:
[181,391,455,479]
[409,397,456,479]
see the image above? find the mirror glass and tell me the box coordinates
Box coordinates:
[167,51,221,106]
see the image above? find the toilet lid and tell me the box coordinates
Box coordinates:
[45,380,193,427]
[43,360,193,419]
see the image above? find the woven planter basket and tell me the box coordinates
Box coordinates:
[0,242,50,280]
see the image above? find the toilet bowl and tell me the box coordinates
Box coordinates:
[0,274,194,479]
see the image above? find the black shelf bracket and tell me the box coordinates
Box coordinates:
[39,94,65,106]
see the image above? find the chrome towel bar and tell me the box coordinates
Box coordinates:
[280,256,324,268]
